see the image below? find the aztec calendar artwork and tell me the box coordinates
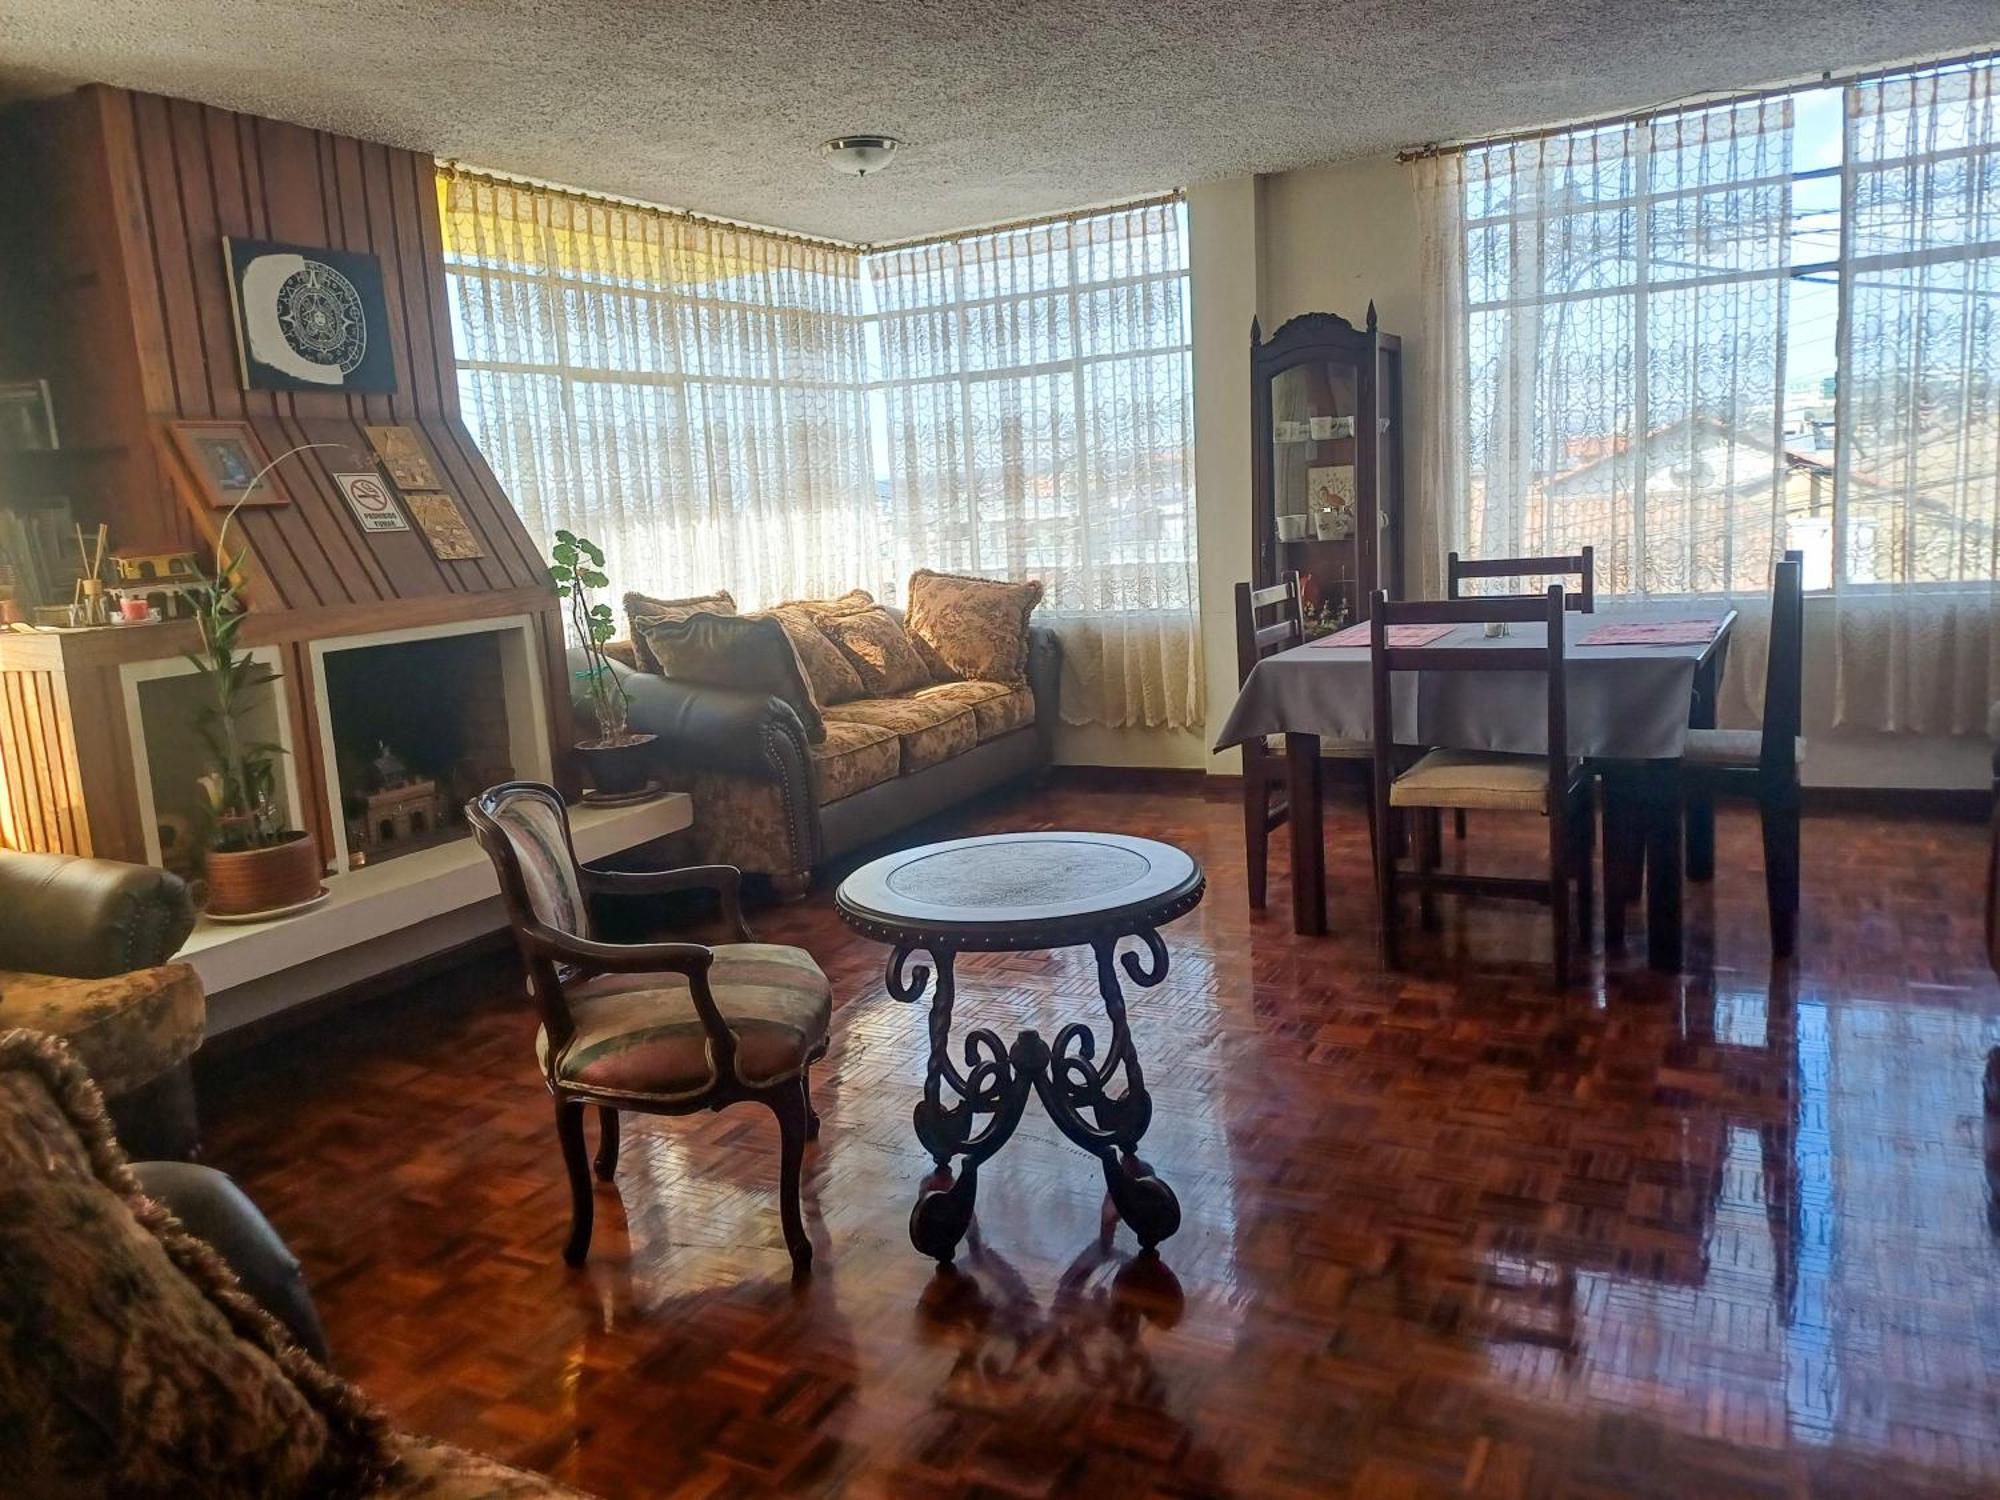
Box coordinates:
[224,237,396,393]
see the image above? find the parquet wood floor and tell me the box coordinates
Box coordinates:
[200,784,2000,1499]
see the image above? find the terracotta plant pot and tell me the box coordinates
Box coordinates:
[204,830,323,918]
[576,733,657,795]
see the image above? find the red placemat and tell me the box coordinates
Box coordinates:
[1310,621,1456,649]
[1578,617,1724,647]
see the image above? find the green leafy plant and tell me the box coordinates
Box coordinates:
[185,518,288,851]
[183,442,343,852]
[550,529,633,745]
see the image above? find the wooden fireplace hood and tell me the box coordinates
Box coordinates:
[0,85,574,860]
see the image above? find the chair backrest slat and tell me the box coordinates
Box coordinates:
[1448,547,1595,613]
[1762,551,1805,770]
[1235,572,1306,686]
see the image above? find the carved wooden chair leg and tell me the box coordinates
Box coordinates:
[770,1079,813,1272]
[593,1106,619,1181]
[1454,810,1467,840]
[554,1096,594,1266]
[803,1064,821,1140]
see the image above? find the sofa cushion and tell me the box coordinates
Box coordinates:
[768,606,867,707]
[638,612,825,743]
[622,588,735,674]
[0,962,204,1098]
[904,570,1043,686]
[536,944,832,1102]
[824,695,977,772]
[908,679,1036,743]
[818,606,934,697]
[772,587,874,619]
[810,718,901,802]
[0,1028,395,1500]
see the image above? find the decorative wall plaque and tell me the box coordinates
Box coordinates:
[363,424,439,488]
[224,237,396,393]
[405,490,484,559]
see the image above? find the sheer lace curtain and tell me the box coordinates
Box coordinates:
[1833,58,2000,733]
[440,172,882,610]
[443,175,1200,731]
[868,199,1202,729]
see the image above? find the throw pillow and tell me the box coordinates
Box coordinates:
[638,611,826,742]
[622,588,736,674]
[772,588,875,619]
[0,1029,395,1500]
[904,569,1044,686]
[768,606,867,706]
[819,605,935,697]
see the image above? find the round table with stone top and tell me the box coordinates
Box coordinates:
[835,831,1206,1263]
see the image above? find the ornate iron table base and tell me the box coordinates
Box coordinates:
[889,931,1183,1263]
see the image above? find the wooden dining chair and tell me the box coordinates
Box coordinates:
[1448,547,1596,613]
[1234,575,1374,910]
[1369,586,1595,986]
[1441,547,1595,842]
[466,782,830,1271]
[1677,552,1805,957]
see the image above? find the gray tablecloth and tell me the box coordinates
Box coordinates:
[1214,606,1736,760]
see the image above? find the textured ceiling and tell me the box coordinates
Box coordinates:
[0,1,1991,243]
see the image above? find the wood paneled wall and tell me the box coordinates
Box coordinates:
[0,85,576,858]
[1,85,551,615]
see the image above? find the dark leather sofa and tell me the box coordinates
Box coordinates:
[0,848,204,1155]
[573,621,1061,894]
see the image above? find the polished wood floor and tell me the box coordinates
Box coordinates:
[201,784,2000,1499]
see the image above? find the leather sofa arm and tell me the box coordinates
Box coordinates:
[570,648,813,785]
[0,850,195,978]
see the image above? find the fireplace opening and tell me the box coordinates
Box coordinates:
[322,631,517,867]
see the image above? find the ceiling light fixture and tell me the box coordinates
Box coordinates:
[822,135,900,177]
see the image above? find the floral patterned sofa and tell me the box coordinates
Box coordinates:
[586,573,1061,896]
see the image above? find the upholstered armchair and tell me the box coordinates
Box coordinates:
[0,848,204,1156]
[466,782,831,1272]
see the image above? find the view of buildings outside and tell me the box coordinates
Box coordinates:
[1463,73,1995,598]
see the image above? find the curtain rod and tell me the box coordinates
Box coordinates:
[1397,45,2000,161]
[437,160,860,253]
[862,189,1186,254]
[439,160,1181,255]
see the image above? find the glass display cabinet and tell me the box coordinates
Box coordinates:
[1249,306,1404,629]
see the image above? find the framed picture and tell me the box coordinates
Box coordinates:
[334,471,409,534]
[164,420,286,508]
[364,424,439,489]
[1306,464,1356,539]
[0,379,57,451]
[224,237,397,394]
[405,490,484,559]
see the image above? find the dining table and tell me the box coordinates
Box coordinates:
[1213,603,1738,971]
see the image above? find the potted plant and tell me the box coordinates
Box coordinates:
[185,448,335,918]
[552,529,655,795]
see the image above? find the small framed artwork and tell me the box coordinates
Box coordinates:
[405,490,484,559]
[334,471,409,533]
[165,420,286,508]
[363,424,439,488]
[224,237,397,394]
[0,379,58,451]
